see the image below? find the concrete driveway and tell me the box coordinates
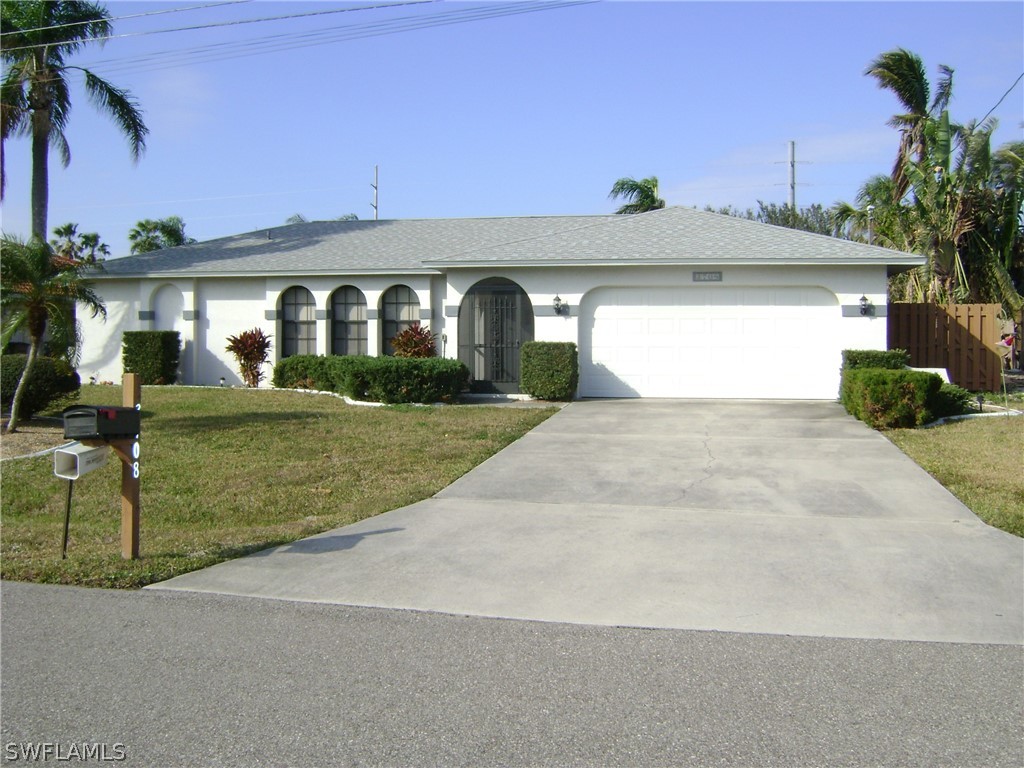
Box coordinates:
[150,400,1023,645]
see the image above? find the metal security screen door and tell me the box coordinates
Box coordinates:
[459,279,534,393]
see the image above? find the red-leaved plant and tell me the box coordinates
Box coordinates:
[225,328,272,387]
[390,323,437,358]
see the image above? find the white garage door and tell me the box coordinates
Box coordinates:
[580,286,841,399]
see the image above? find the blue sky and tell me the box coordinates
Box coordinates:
[2,0,1022,257]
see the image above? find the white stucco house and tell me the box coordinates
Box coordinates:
[78,206,923,399]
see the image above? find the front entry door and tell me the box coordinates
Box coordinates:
[458,279,534,393]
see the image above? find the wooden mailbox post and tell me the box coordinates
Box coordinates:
[117,373,141,559]
[78,373,140,559]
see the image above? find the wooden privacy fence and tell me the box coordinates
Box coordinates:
[887,303,1004,392]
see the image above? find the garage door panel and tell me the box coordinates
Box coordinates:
[580,286,840,399]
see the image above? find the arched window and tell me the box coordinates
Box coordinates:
[331,286,367,355]
[381,285,420,355]
[281,286,316,357]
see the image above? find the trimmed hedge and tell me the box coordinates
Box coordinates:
[272,355,360,392]
[122,331,181,385]
[839,348,971,428]
[272,355,469,404]
[840,368,942,429]
[841,349,910,370]
[520,342,578,401]
[1,354,81,417]
[346,357,468,404]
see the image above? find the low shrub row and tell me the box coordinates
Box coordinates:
[272,355,469,404]
[1,354,81,417]
[840,349,972,429]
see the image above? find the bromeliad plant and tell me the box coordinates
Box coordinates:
[390,323,438,358]
[225,328,272,387]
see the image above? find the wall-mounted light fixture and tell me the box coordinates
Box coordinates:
[553,295,565,315]
[859,295,870,316]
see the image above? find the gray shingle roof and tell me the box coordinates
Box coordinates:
[96,207,921,278]
[427,206,923,266]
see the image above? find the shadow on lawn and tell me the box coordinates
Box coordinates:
[152,410,332,431]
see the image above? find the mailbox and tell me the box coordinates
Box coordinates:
[63,405,140,441]
[54,442,110,480]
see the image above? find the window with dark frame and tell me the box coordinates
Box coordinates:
[331,286,368,355]
[281,286,316,357]
[381,285,420,355]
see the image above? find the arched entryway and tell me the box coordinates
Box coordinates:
[458,278,534,393]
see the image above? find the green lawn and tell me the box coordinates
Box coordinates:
[1,386,555,588]
[887,414,1024,537]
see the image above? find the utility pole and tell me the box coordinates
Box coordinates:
[776,141,809,212]
[371,165,379,221]
[788,141,796,210]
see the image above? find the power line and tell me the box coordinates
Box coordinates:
[0,1,439,53]
[0,1,251,40]
[79,1,595,77]
[979,71,1024,125]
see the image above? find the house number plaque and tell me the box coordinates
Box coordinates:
[693,271,723,282]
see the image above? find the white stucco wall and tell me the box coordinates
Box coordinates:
[80,273,446,386]
[440,264,888,353]
[79,264,888,393]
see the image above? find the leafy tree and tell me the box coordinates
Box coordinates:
[834,48,1022,312]
[128,215,196,254]
[0,0,148,240]
[708,201,836,236]
[51,221,109,263]
[609,176,666,214]
[0,234,105,431]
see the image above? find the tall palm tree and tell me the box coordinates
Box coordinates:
[865,48,953,202]
[1,234,105,432]
[1,0,148,240]
[609,176,666,214]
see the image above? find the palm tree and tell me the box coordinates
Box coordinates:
[609,176,666,214]
[1,0,148,240]
[1,234,105,431]
[865,48,953,202]
[51,221,109,262]
[128,215,195,253]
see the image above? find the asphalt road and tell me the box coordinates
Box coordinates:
[2,582,1021,768]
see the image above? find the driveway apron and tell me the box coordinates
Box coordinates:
[149,400,1023,644]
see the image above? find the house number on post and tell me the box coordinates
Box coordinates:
[131,406,141,479]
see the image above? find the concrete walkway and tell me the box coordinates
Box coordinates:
[150,400,1023,645]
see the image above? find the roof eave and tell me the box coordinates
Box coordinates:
[426,256,928,269]
[93,268,443,280]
